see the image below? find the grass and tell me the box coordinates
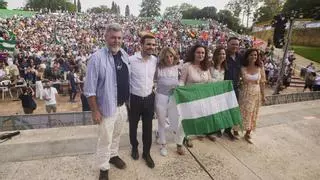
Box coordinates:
[0,9,36,18]
[181,19,208,26]
[292,46,320,63]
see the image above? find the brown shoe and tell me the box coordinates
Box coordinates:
[176,145,185,155]
[197,135,205,141]
[184,138,193,148]
[244,134,253,144]
[206,134,216,142]
[234,131,239,136]
[109,156,127,169]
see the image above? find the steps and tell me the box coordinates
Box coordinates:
[290,76,305,88]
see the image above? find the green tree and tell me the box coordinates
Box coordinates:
[125,5,130,16]
[282,0,320,19]
[181,7,200,19]
[253,6,274,23]
[117,5,120,14]
[198,6,217,19]
[0,0,8,9]
[25,0,76,12]
[226,0,242,17]
[217,9,241,31]
[77,0,81,12]
[226,0,260,27]
[87,5,110,13]
[163,5,182,20]
[253,0,283,23]
[179,3,196,12]
[139,0,161,17]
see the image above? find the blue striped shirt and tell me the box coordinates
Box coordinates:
[84,47,130,118]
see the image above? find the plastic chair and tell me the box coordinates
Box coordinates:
[0,80,13,100]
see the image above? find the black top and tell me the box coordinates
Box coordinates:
[224,52,242,90]
[113,51,129,106]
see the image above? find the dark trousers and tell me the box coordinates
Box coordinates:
[129,93,155,155]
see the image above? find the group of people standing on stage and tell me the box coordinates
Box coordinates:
[83,23,266,180]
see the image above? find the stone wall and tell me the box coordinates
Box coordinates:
[265,91,320,106]
[252,28,320,47]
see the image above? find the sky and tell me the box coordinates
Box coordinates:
[7,0,231,16]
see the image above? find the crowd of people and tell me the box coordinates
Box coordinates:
[0,11,317,180]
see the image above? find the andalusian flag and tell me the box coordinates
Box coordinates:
[0,29,16,51]
[170,81,242,136]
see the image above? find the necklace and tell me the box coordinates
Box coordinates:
[116,60,123,70]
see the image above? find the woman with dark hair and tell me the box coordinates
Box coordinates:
[208,47,227,139]
[211,47,227,82]
[19,86,36,114]
[238,49,266,144]
[179,44,213,147]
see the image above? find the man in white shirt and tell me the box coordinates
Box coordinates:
[42,81,58,113]
[129,34,157,168]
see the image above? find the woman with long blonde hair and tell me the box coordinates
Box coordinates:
[155,47,186,156]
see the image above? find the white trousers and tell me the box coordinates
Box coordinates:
[156,93,185,146]
[96,105,126,170]
[35,81,43,100]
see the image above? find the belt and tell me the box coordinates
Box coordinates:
[130,93,154,100]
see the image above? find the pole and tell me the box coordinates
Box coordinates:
[273,18,294,95]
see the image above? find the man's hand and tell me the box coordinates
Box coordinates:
[92,110,102,124]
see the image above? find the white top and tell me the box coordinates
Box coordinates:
[210,68,225,82]
[156,65,179,95]
[179,62,212,85]
[246,73,260,81]
[314,76,320,85]
[43,87,58,105]
[129,52,157,97]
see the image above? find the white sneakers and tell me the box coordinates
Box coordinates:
[160,145,168,156]
[155,131,168,156]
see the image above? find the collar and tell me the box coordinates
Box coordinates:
[105,47,123,56]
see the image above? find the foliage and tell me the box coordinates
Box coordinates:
[139,0,161,17]
[87,5,110,14]
[0,0,7,9]
[125,5,130,17]
[25,0,76,12]
[282,0,320,19]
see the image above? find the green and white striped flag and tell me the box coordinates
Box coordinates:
[0,40,16,51]
[171,80,242,136]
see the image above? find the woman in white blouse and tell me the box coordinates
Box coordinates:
[155,47,185,156]
[179,44,213,146]
[208,47,227,138]
[210,47,226,82]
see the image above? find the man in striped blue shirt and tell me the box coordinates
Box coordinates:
[84,23,130,180]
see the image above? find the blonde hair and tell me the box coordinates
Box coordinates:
[158,47,179,68]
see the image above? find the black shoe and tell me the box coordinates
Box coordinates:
[99,170,109,180]
[224,131,238,141]
[109,156,126,169]
[216,131,222,138]
[131,148,139,160]
[142,153,155,168]
[234,131,239,136]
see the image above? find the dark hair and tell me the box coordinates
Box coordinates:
[185,44,210,71]
[242,49,262,67]
[140,34,155,44]
[213,47,227,70]
[227,37,240,43]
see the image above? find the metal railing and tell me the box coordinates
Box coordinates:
[0,111,93,132]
